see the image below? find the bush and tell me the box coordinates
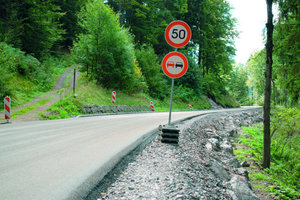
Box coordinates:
[73,0,144,93]
[44,96,83,119]
[0,42,73,105]
[270,106,300,186]
[135,45,167,99]
[236,107,300,199]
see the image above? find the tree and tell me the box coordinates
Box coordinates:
[184,0,237,77]
[53,0,85,49]
[0,0,64,58]
[182,0,237,101]
[227,65,250,105]
[73,0,144,92]
[262,0,274,169]
[106,0,188,55]
[245,51,266,104]
[272,0,300,104]
[135,45,168,99]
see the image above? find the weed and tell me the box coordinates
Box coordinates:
[235,107,300,199]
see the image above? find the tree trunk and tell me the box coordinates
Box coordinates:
[272,79,276,105]
[262,0,273,169]
[198,42,202,70]
[206,54,209,75]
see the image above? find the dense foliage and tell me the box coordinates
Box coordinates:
[0,42,72,103]
[73,0,145,92]
[243,0,299,106]
[235,107,300,199]
[106,0,188,55]
[0,0,64,58]
[135,45,168,99]
[69,0,238,106]
[226,65,250,105]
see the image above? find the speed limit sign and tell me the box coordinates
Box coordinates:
[165,20,191,48]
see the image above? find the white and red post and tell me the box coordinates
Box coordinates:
[112,91,116,104]
[4,96,11,122]
[150,101,155,111]
[188,104,193,111]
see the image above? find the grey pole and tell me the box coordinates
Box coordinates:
[168,78,174,125]
[73,68,76,97]
[168,48,178,126]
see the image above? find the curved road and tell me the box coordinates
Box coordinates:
[0,107,260,200]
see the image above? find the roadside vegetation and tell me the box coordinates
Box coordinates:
[0,0,299,198]
[0,42,74,110]
[234,106,300,199]
[1,0,239,119]
[40,73,212,120]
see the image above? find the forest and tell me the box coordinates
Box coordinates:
[0,0,240,107]
[0,0,299,198]
[0,0,298,106]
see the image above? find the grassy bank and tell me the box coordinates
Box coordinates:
[41,74,212,119]
[0,42,75,110]
[233,107,300,199]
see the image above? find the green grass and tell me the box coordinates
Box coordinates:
[12,96,55,118]
[216,94,240,108]
[249,172,268,181]
[0,53,75,113]
[234,122,300,200]
[42,74,212,119]
[73,74,211,111]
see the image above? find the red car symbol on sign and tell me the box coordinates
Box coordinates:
[167,61,175,68]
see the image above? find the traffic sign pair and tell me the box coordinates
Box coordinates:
[162,20,191,130]
[162,21,191,79]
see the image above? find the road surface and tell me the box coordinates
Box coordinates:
[0,107,260,200]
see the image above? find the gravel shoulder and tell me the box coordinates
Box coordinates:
[85,109,263,200]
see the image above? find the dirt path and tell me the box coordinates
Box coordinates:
[1,65,79,122]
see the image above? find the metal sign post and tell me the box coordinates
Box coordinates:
[162,51,188,125]
[168,78,175,125]
[160,20,191,144]
[73,68,76,98]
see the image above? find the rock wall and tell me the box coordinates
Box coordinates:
[82,104,152,114]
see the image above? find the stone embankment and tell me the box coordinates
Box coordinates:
[82,105,152,114]
[86,109,263,200]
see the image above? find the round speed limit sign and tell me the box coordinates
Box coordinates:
[165,20,191,48]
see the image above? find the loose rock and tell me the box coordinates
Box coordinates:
[86,109,263,200]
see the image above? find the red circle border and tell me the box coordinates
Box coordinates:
[162,52,188,79]
[165,20,192,48]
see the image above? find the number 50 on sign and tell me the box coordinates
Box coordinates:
[165,20,192,48]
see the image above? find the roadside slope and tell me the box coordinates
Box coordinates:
[0,65,79,122]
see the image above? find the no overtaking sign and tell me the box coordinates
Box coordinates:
[162,52,188,79]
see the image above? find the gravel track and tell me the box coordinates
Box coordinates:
[1,65,79,122]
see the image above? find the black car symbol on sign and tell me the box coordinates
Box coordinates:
[175,62,183,69]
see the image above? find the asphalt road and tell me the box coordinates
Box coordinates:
[0,107,260,200]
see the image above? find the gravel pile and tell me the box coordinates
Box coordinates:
[86,109,263,200]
